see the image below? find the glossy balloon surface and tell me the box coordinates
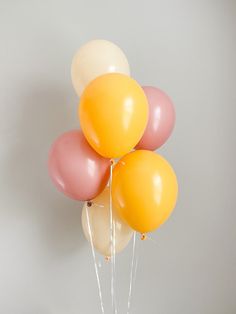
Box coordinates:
[81,187,133,256]
[79,73,148,158]
[48,130,110,201]
[136,86,175,150]
[112,150,178,233]
[71,39,130,96]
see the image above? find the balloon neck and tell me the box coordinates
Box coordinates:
[110,159,114,165]
[141,233,147,241]
[87,201,92,207]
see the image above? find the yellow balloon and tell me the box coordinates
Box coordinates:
[79,73,148,158]
[81,187,133,256]
[112,150,178,233]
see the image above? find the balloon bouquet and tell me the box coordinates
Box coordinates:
[48,39,178,271]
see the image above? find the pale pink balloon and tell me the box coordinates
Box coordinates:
[48,130,110,201]
[136,86,175,150]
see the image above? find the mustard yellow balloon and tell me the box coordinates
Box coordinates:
[79,73,148,158]
[112,150,178,233]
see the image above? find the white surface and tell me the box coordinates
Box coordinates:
[0,0,236,313]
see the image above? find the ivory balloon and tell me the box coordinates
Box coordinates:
[79,73,148,158]
[71,39,130,96]
[112,150,178,233]
[81,187,133,256]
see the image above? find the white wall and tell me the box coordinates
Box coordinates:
[0,0,236,313]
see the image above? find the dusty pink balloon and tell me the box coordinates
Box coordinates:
[48,130,110,201]
[136,86,175,150]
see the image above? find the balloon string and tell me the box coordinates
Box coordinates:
[113,218,117,313]
[127,232,138,314]
[85,205,105,314]
[109,161,117,314]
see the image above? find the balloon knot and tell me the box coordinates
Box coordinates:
[87,201,92,207]
[141,233,147,241]
[110,159,114,165]
[105,256,111,262]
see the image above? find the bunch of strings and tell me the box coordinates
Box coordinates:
[85,162,156,313]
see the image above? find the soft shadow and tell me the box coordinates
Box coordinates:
[2,80,85,256]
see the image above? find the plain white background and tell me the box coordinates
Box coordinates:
[0,0,236,313]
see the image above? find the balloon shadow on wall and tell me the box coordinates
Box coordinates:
[2,80,86,257]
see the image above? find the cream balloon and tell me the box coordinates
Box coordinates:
[71,39,130,96]
[81,187,133,256]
